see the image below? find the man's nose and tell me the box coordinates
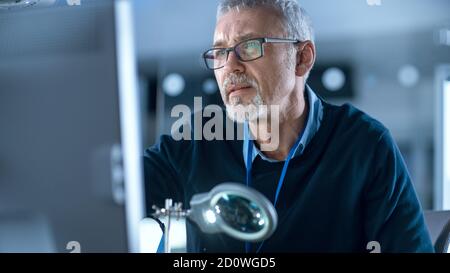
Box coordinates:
[223,50,245,73]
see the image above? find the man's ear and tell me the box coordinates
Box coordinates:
[295,41,315,77]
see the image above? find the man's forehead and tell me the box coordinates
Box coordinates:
[213,32,262,47]
[212,7,284,47]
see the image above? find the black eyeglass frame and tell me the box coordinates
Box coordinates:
[202,37,301,70]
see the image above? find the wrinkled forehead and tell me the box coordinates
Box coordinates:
[213,7,286,47]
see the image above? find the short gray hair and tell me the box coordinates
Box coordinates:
[217,0,315,43]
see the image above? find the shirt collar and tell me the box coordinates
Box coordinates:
[243,85,323,166]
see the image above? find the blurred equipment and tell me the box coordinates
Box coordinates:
[0,211,56,252]
[151,183,278,253]
[434,65,450,210]
[0,0,144,252]
[424,210,450,253]
[435,27,450,46]
[0,0,55,9]
[308,64,354,99]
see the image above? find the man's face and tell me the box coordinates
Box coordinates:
[213,7,297,123]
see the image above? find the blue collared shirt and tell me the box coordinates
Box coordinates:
[243,85,323,166]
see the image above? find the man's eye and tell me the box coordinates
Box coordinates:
[214,50,227,58]
[244,41,259,50]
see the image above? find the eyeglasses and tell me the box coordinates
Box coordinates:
[202,37,300,70]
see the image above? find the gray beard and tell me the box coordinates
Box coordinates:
[225,93,265,123]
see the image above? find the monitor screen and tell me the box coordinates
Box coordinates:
[0,0,144,253]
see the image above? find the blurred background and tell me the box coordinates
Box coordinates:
[0,0,449,252]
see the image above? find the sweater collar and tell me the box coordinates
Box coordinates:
[243,84,323,166]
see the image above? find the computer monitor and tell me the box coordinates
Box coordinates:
[435,65,450,211]
[0,0,144,252]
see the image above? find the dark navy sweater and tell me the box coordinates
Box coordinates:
[143,100,434,253]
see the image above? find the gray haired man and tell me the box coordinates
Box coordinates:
[144,0,434,253]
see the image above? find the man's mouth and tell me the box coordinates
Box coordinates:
[227,85,252,96]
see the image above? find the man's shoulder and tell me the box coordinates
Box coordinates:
[144,134,193,161]
[322,101,388,142]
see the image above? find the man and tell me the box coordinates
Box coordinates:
[144,0,434,252]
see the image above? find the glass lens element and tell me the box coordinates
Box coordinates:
[237,40,262,61]
[216,194,266,233]
[204,49,227,69]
